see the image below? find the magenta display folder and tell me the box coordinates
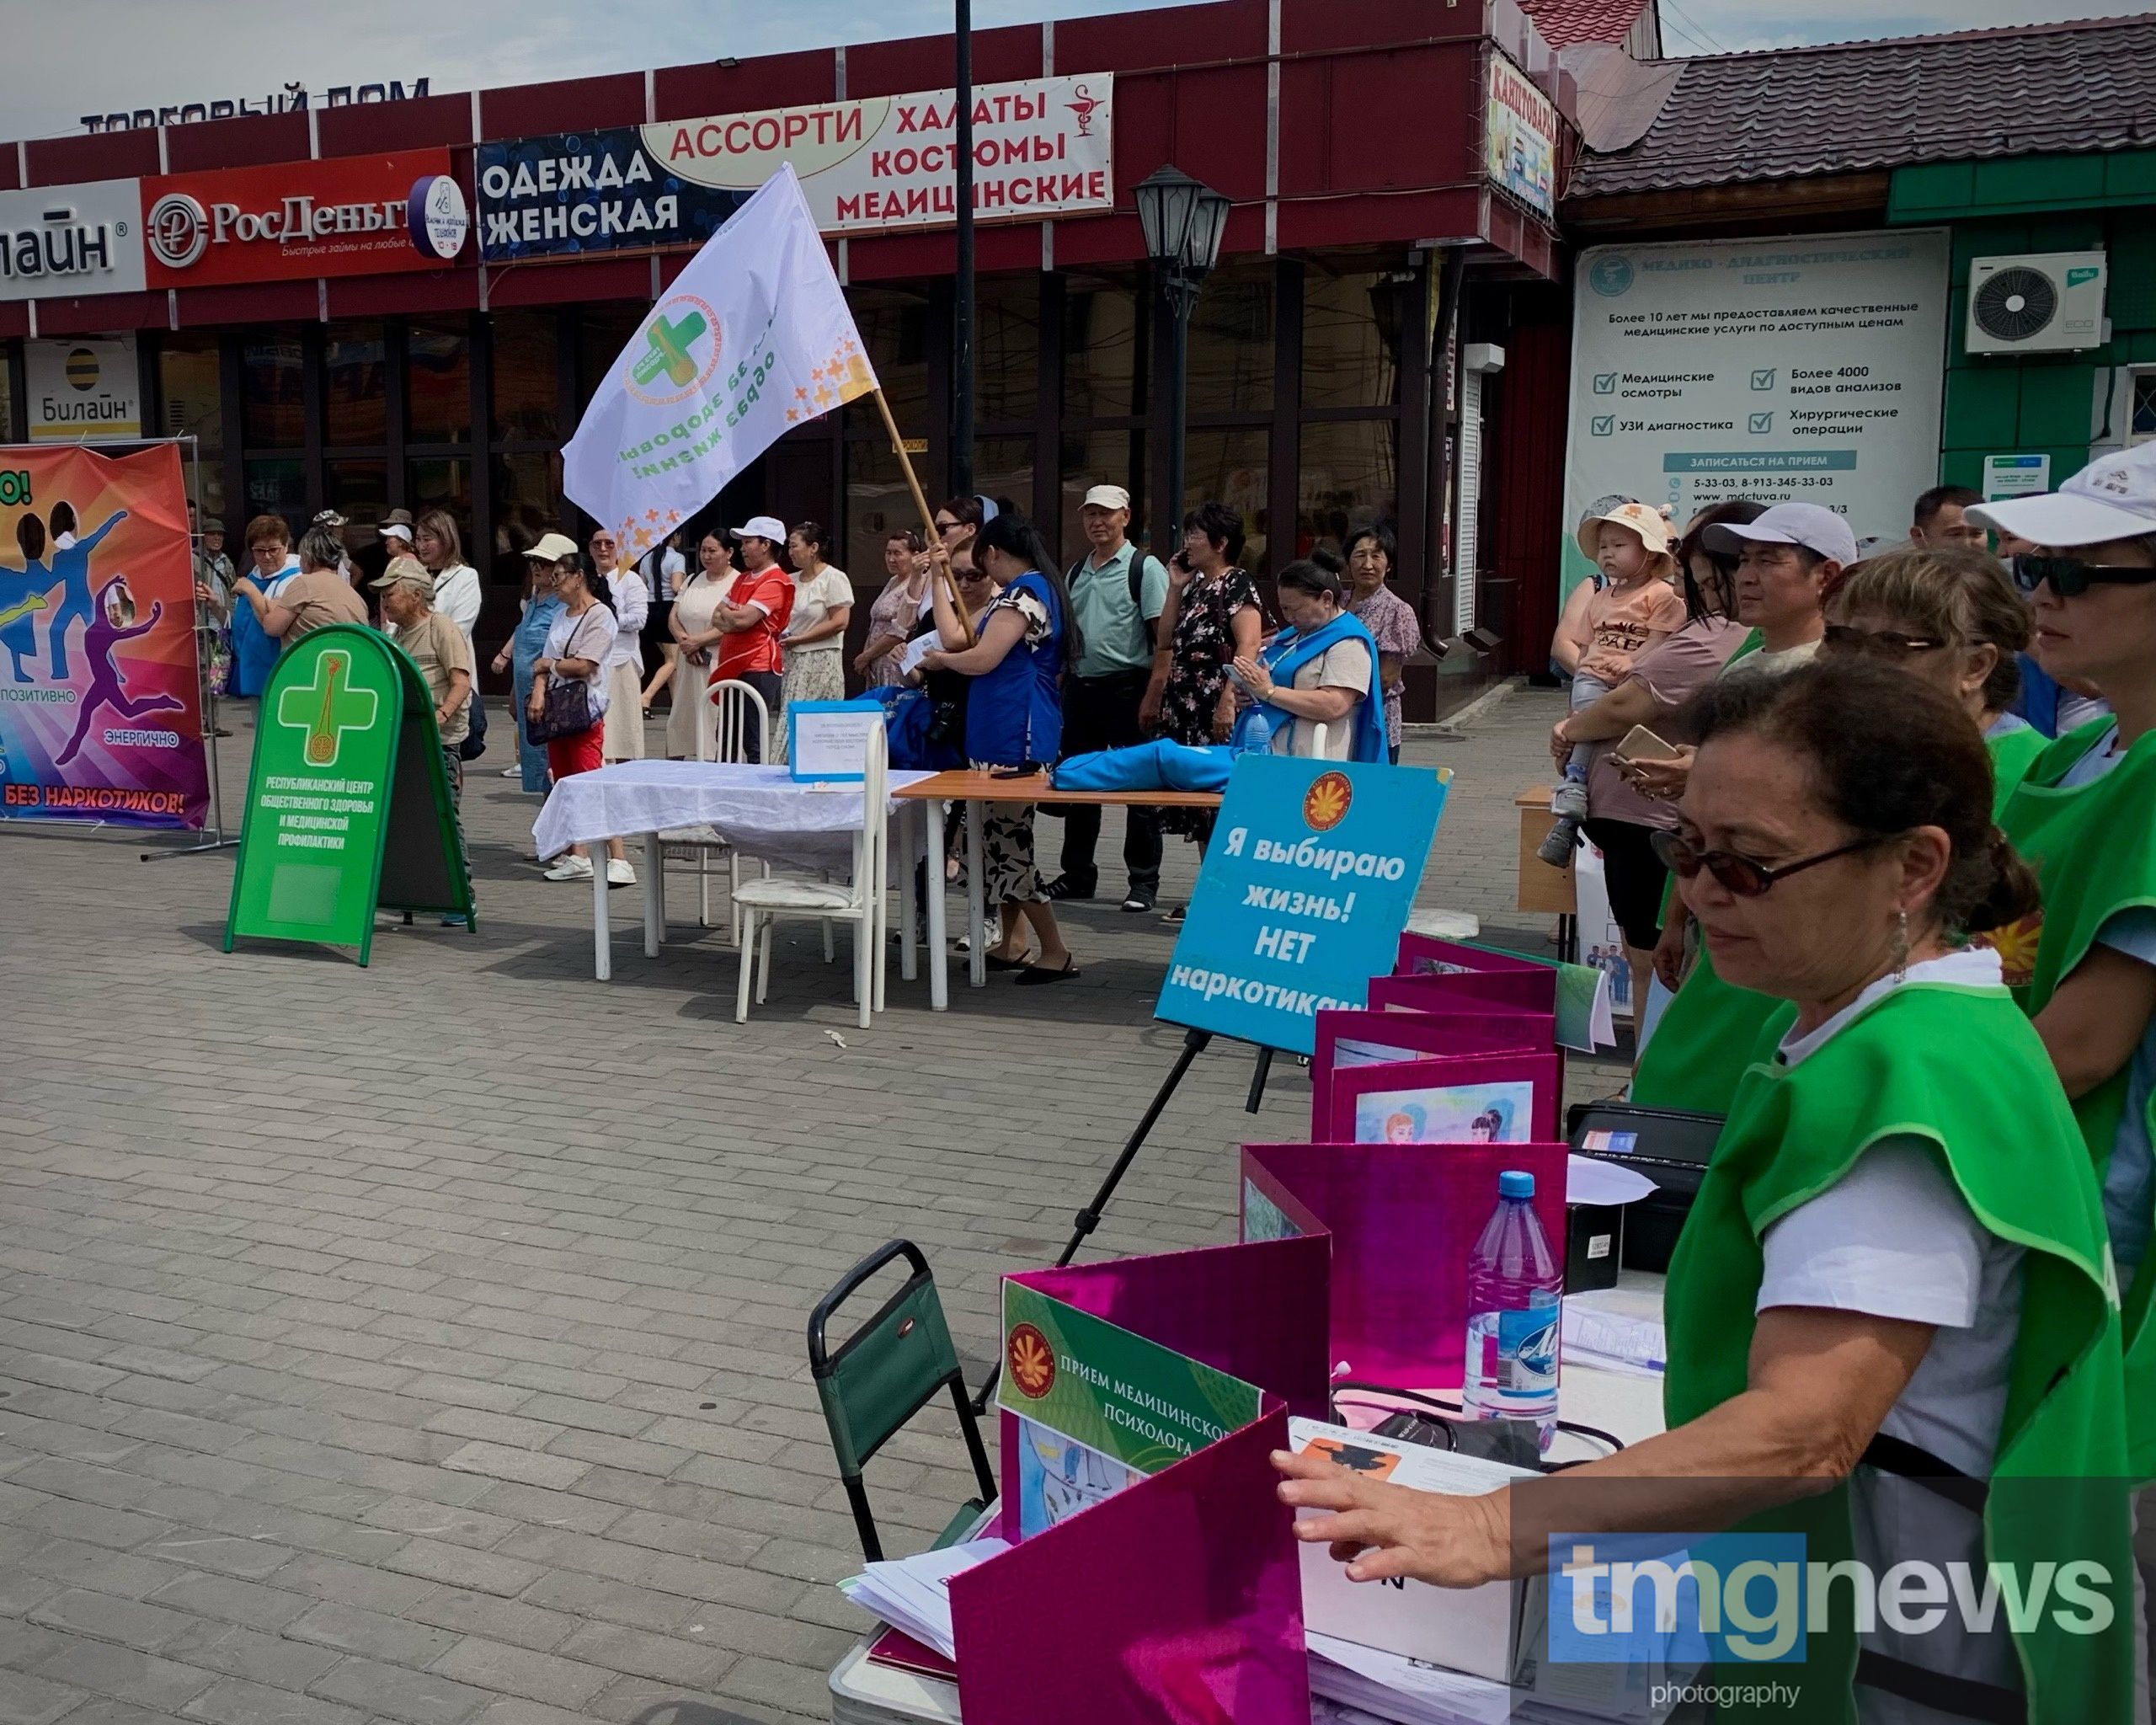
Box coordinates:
[1324,1051,1564,1146]
[954,1407,1308,1725]
[1312,1007,1553,1132]
[1242,1140,1571,1390]
[1369,968,1557,1018]
[1396,932,1551,980]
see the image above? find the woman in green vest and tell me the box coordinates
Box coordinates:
[1629,502,1844,1116]
[1279,660,2132,1722]
[1972,448,2156,1480]
[1820,544,2046,812]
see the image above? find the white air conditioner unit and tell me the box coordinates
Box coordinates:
[1967,252,2108,355]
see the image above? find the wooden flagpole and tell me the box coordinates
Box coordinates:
[869,387,969,618]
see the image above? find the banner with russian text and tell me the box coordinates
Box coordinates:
[560,165,878,561]
[0,442,208,830]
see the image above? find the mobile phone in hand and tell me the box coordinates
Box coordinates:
[1613,724,1682,763]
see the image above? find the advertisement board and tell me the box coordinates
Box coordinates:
[1484,52,1556,218]
[0,179,146,302]
[25,337,141,441]
[1562,228,1951,590]
[0,441,207,830]
[141,151,464,287]
[478,75,1113,260]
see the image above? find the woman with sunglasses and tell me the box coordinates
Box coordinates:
[1970,445,2156,1479]
[1279,659,2132,1722]
[1821,545,2044,806]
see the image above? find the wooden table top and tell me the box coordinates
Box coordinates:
[890,768,1224,809]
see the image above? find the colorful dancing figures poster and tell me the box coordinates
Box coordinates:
[0,442,207,829]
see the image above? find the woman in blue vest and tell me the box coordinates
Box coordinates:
[919,511,1083,985]
[1230,558,1388,762]
[225,515,299,701]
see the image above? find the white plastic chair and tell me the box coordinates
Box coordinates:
[697,678,772,938]
[734,720,887,1030]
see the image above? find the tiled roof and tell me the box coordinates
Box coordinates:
[1518,0,1650,50]
[1572,13,2156,197]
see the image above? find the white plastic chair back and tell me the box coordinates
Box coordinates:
[709,678,771,764]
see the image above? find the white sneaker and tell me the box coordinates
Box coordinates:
[499,766,520,777]
[543,855,594,881]
[606,859,638,887]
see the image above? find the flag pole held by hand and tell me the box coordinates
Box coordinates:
[870,387,967,617]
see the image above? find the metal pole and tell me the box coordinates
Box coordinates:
[1165,273,1193,536]
[951,0,976,499]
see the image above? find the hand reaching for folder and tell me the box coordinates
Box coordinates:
[1272,1446,1512,1589]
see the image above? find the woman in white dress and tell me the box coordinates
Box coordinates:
[774,521,853,761]
[591,526,648,764]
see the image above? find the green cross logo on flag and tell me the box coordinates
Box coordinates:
[633,310,709,389]
[277,649,379,767]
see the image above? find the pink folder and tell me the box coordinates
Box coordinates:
[1242,1140,1571,1391]
[1322,1050,1564,1145]
[1396,933,1555,984]
[1369,969,1557,1018]
[947,1239,1326,1725]
[1312,1006,1553,1132]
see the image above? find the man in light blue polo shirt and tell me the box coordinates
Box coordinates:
[1047,484,1169,912]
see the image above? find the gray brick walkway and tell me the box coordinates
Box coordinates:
[0,681,1583,1724]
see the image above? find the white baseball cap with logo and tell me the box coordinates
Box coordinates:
[730,515,787,543]
[1967,441,2156,548]
[1702,502,1860,567]
[1081,485,1132,512]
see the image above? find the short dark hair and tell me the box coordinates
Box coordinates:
[1182,501,1244,564]
[1276,557,1345,607]
[1342,524,1396,574]
[1913,484,1982,530]
[884,527,925,554]
[1678,658,2040,937]
[791,521,829,554]
[936,495,985,530]
[1674,499,1767,622]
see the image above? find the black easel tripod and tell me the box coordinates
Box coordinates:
[969,1025,1279,1412]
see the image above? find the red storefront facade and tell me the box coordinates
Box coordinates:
[0,0,1577,702]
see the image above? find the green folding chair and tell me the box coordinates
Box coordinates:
[808,1239,997,1563]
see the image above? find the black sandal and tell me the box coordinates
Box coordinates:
[1016,957,1081,986]
[985,952,1033,972]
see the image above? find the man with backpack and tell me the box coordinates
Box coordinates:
[1045,484,1169,912]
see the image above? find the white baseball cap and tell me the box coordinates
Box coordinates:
[1967,442,2156,548]
[524,531,580,563]
[380,521,414,544]
[1081,485,1131,512]
[730,515,787,543]
[1703,501,1859,567]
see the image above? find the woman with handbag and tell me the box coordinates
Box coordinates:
[529,542,632,886]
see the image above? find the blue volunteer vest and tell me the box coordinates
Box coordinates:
[965,570,1065,767]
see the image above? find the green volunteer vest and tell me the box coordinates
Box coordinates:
[1998,719,2156,1478]
[1986,721,2049,814]
[1664,982,2132,1724]
[1627,633,1775,1116]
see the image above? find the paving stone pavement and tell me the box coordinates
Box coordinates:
[0,681,1598,1725]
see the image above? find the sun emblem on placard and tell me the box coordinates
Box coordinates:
[1006,1323,1055,1399]
[1303,771,1352,832]
[1974,909,2043,990]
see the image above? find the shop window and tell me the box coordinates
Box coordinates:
[974,435,1034,526]
[324,322,387,446]
[1187,264,1275,416]
[243,458,306,537]
[492,310,561,444]
[408,457,472,526]
[1181,428,1270,577]
[1065,272,1143,419]
[241,332,304,448]
[842,436,916,585]
[975,275,1040,425]
[1302,270,1401,411]
[1058,428,1142,568]
[324,459,389,578]
[1295,421,1399,563]
[2131,370,2156,444]
[407,319,472,446]
[158,334,225,525]
[849,286,931,432]
[577,304,642,409]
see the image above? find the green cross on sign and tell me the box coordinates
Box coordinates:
[276,649,381,767]
[632,310,708,388]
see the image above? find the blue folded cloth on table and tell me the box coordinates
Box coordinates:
[1052,740,1233,794]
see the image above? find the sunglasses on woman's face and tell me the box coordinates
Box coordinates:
[1822,622,1945,658]
[2011,553,2156,598]
[1651,827,1892,898]
[935,518,962,536]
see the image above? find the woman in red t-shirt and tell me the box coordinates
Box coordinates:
[710,515,793,761]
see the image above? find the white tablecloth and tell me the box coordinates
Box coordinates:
[532,761,931,871]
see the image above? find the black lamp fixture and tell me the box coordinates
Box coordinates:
[1133,164,1230,535]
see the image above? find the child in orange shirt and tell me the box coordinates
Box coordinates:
[1540,502,1682,865]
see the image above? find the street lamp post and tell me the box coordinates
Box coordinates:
[1134,165,1230,539]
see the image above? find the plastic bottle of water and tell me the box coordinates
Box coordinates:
[1461,1170,1562,1450]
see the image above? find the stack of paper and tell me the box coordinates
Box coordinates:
[835,1537,1009,1659]
[1560,1304,1666,1377]
[1308,1634,1518,1725]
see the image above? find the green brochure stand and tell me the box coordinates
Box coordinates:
[223,623,476,964]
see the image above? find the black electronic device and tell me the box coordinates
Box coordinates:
[1566,1101,1723,1273]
